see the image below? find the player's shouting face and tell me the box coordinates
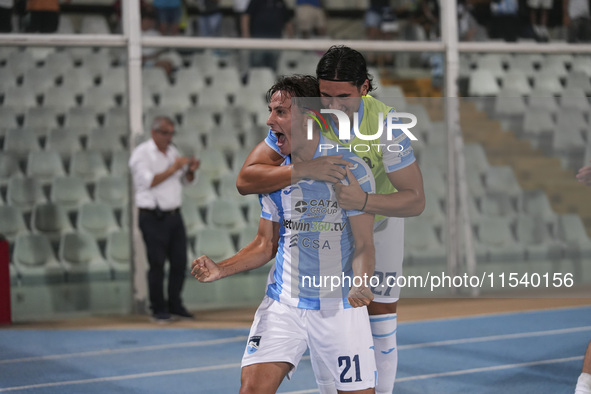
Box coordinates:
[267,90,293,156]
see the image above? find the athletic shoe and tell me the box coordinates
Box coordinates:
[151,312,172,323]
[170,307,195,321]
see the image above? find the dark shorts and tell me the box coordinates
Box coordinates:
[154,6,181,25]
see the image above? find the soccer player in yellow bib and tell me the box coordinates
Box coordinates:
[237,46,425,394]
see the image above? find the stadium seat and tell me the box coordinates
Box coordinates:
[42,85,79,109]
[571,56,591,76]
[0,107,21,130]
[110,150,130,174]
[21,68,58,92]
[172,130,202,157]
[77,202,120,241]
[181,200,205,238]
[174,68,205,94]
[218,173,258,208]
[50,176,91,213]
[198,148,230,180]
[521,190,557,229]
[42,50,75,77]
[31,202,73,243]
[465,166,486,199]
[520,107,554,148]
[564,71,591,95]
[500,70,532,95]
[245,197,262,224]
[70,150,109,183]
[45,128,85,162]
[103,107,129,131]
[56,14,76,34]
[484,166,523,206]
[81,86,118,110]
[99,67,126,96]
[0,153,23,187]
[142,67,170,93]
[0,205,28,242]
[474,54,506,79]
[209,66,242,96]
[87,129,125,161]
[80,51,114,79]
[62,106,101,130]
[194,228,236,261]
[3,50,35,76]
[26,150,66,185]
[206,198,246,235]
[79,15,110,35]
[196,86,228,109]
[475,216,525,262]
[12,233,65,285]
[181,108,216,138]
[464,143,491,176]
[527,92,559,113]
[468,69,500,96]
[237,224,258,250]
[182,173,216,208]
[22,106,60,130]
[404,218,445,264]
[2,86,40,108]
[6,177,47,212]
[59,231,111,282]
[515,213,563,261]
[532,72,564,95]
[95,175,129,210]
[557,214,591,258]
[421,167,447,201]
[105,229,130,280]
[0,66,18,91]
[60,67,97,95]
[560,87,591,111]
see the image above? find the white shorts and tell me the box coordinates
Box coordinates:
[527,0,553,9]
[242,296,376,391]
[372,217,404,303]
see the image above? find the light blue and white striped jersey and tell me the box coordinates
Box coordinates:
[260,134,376,310]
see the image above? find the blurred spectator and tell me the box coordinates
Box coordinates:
[0,0,13,32]
[196,0,222,37]
[489,0,519,42]
[458,0,488,41]
[26,0,70,33]
[241,0,293,70]
[417,0,439,39]
[232,0,250,37]
[564,0,591,43]
[364,0,397,65]
[142,9,175,77]
[153,0,182,35]
[528,0,553,41]
[295,0,326,38]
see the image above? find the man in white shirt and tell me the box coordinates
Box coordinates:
[129,116,200,322]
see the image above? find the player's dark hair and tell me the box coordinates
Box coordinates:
[316,45,375,92]
[266,74,321,111]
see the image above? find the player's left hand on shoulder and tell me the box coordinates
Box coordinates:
[334,167,365,211]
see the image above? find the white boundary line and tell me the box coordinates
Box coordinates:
[0,362,242,392]
[396,356,584,382]
[280,356,584,394]
[399,326,591,350]
[0,336,247,365]
[399,304,591,325]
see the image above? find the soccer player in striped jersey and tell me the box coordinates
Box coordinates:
[192,75,378,394]
[236,46,425,394]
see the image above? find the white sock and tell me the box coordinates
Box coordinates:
[370,313,398,394]
[576,372,591,394]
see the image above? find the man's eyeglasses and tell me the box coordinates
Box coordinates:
[155,129,175,136]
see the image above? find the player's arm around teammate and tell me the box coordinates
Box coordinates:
[236,140,352,194]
